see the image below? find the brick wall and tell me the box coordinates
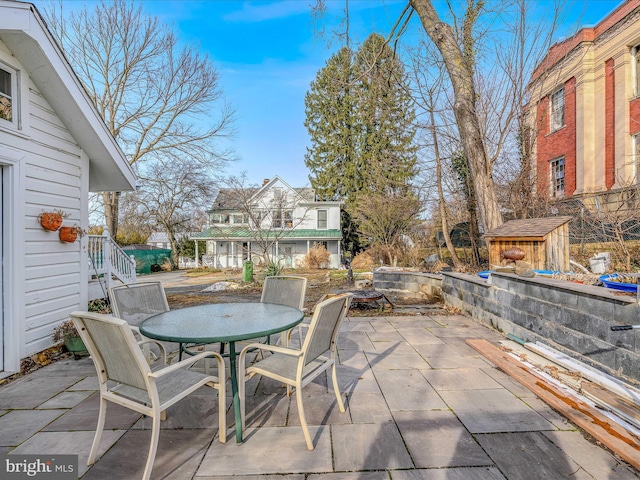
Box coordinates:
[605,58,615,189]
[630,97,640,136]
[536,77,577,196]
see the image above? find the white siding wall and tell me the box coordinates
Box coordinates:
[3,74,85,357]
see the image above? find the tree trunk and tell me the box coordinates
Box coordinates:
[102,191,120,240]
[429,107,461,268]
[410,0,503,234]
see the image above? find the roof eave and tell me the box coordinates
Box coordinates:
[0,2,136,192]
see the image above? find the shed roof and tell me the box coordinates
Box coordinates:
[484,216,572,239]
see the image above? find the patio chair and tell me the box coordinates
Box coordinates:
[109,282,178,363]
[70,311,226,480]
[238,293,353,450]
[260,275,308,346]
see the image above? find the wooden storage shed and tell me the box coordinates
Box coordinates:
[484,216,572,271]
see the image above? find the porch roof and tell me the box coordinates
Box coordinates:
[190,227,342,241]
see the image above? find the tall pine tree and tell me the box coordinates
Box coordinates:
[304,33,417,256]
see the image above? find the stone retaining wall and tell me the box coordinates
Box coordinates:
[373,269,640,385]
[373,270,443,301]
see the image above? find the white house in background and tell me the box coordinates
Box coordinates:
[191,177,343,269]
[0,1,136,379]
[146,232,170,249]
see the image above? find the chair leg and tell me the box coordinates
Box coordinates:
[88,397,108,465]
[238,367,246,432]
[331,363,346,412]
[296,388,314,450]
[217,358,227,443]
[142,413,162,480]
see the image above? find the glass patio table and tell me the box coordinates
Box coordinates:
[140,302,304,444]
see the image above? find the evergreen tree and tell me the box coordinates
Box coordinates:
[304,33,417,256]
[304,47,356,201]
[353,33,417,196]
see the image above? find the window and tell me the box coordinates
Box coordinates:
[0,65,16,125]
[211,213,230,224]
[550,157,565,198]
[549,87,564,131]
[317,209,327,229]
[231,213,247,224]
[272,209,293,229]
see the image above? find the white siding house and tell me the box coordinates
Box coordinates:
[191,177,343,269]
[0,1,136,378]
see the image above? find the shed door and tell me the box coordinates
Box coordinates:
[0,167,3,371]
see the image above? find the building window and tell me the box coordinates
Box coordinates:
[211,213,230,224]
[550,87,564,131]
[272,209,293,229]
[231,213,247,224]
[317,209,327,229]
[0,64,16,125]
[550,157,565,197]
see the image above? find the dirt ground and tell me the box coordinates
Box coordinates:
[164,269,443,317]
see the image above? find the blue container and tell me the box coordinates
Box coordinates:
[600,274,638,292]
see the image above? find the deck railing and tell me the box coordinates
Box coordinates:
[88,231,136,293]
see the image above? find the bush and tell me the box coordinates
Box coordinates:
[264,260,283,277]
[351,251,375,270]
[304,243,331,269]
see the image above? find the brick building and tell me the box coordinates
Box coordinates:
[527,0,640,199]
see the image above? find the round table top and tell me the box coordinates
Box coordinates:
[139,302,304,344]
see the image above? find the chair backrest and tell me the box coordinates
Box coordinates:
[302,293,353,365]
[261,276,307,310]
[71,311,151,390]
[109,282,170,327]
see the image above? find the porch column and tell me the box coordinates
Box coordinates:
[195,241,199,267]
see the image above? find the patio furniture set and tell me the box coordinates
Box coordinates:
[71,277,353,480]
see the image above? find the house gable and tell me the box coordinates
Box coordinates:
[0,1,135,192]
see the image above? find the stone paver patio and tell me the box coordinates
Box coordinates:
[1,312,638,479]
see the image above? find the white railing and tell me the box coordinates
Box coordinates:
[88,230,136,292]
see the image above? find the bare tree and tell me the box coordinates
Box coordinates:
[43,0,234,238]
[133,156,218,269]
[406,0,503,234]
[349,192,422,266]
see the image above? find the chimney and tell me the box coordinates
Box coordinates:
[262,178,270,186]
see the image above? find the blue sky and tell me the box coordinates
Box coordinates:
[46,1,621,188]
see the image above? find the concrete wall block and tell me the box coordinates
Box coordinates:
[555,328,617,367]
[577,294,620,321]
[615,349,640,382]
[607,327,638,354]
[538,301,565,325]
[613,301,640,326]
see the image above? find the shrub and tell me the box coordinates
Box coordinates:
[304,243,331,269]
[351,251,375,270]
[264,260,283,277]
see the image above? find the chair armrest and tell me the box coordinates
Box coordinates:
[239,342,304,357]
[137,339,167,364]
[149,351,224,378]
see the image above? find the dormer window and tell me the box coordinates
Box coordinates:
[0,64,17,127]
